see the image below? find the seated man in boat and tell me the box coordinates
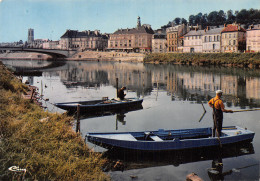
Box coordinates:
[208,90,233,137]
[118,86,126,100]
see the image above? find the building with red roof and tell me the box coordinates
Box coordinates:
[221,23,246,53]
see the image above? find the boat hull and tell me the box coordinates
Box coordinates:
[86,126,255,151]
[55,98,143,114]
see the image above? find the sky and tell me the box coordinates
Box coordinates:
[0,0,259,43]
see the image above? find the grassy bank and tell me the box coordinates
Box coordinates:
[144,53,260,68]
[0,62,109,180]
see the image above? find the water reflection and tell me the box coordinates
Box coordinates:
[78,104,143,123]
[1,59,66,75]
[207,146,258,181]
[4,60,259,108]
[48,61,260,108]
[116,113,126,130]
[105,143,257,180]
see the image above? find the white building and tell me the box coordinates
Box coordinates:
[152,33,167,53]
[183,30,205,53]
[202,27,223,53]
[43,41,61,49]
[246,24,260,52]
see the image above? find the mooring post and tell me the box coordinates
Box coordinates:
[116,78,119,98]
[30,88,35,102]
[76,104,80,133]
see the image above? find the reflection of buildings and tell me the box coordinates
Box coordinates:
[246,77,260,100]
[51,62,260,107]
[144,64,260,106]
[58,62,153,96]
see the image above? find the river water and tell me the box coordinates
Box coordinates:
[2,59,260,180]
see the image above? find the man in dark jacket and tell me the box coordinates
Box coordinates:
[118,87,126,100]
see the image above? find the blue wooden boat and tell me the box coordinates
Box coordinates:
[86,126,254,151]
[55,98,143,114]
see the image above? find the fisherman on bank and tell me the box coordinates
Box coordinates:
[208,90,233,137]
[118,86,126,100]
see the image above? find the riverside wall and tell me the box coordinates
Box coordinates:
[68,51,145,62]
[0,51,145,62]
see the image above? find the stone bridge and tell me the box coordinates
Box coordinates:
[0,47,77,58]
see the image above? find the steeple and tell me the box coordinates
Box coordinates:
[137,16,141,28]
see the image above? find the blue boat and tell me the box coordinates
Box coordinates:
[55,98,143,114]
[86,126,254,151]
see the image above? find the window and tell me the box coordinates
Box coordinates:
[233,40,236,45]
[204,36,207,42]
[229,40,231,45]
[229,34,231,38]
[209,36,212,42]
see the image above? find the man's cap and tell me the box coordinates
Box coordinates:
[216,90,223,94]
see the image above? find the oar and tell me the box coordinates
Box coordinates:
[198,103,207,122]
[233,108,260,112]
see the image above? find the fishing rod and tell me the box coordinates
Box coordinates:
[233,108,260,112]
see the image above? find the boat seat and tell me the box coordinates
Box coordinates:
[150,135,163,141]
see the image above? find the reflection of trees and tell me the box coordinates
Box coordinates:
[145,64,260,108]
[54,61,260,108]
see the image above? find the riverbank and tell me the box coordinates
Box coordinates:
[0,62,109,180]
[0,51,145,62]
[68,50,145,62]
[144,53,260,68]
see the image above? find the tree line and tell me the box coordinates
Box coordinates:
[162,8,260,29]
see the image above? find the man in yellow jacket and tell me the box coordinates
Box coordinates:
[208,90,233,137]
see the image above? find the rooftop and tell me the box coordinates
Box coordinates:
[184,30,205,36]
[204,27,223,35]
[113,25,154,35]
[221,24,246,33]
[61,30,102,38]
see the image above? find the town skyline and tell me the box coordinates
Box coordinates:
[0,0,259,43]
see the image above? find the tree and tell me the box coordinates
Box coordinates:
[189,15,195,25]
[218,10,226,24]
[207,11,218,25]
[174,17,181,25]
[200,14,208,28]
[227,9,235,23]
[181,18,188,25]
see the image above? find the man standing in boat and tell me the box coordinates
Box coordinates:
[208,90,233,137]
[118,86,126,100]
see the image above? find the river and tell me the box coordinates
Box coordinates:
[2,59,260,180]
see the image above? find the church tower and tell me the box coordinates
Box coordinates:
[28,28,34,44]
[137,16,141,28]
